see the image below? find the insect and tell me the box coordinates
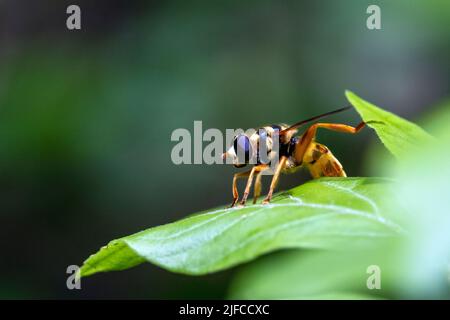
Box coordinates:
[222,106,365,207]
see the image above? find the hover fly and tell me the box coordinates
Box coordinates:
[222,106,365,207]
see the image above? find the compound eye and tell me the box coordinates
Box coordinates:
[233,134,252,163]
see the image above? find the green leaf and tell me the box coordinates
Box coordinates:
[346,90,433,159]
[419,99,450,140]
[228,246,396,300]
[387,124,450,298]
[80,177,404,277]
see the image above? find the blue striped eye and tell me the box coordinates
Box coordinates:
[233,134,251,162]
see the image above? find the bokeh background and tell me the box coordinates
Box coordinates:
[0,0,449,298]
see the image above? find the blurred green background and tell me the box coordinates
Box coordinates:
[0,0,449,298]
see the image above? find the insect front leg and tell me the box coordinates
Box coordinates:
[240,165,268,206]
[229,170,251,208]
[262,156,288,204]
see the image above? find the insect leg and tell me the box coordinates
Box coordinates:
[311,122,366,135]
[262,156,288,204]
[295,122,365,161]
[240,165,268,205]
[253,171,263,204]
[230,170,251,208]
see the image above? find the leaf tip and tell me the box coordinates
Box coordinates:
[344,90,359,105]
[344,89,354,96]
[78,262,95,278]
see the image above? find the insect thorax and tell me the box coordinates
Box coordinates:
[251,124,298,165]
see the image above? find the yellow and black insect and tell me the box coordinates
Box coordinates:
[222,106,365,207]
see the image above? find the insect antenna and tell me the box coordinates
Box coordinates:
[280,105,352,134]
